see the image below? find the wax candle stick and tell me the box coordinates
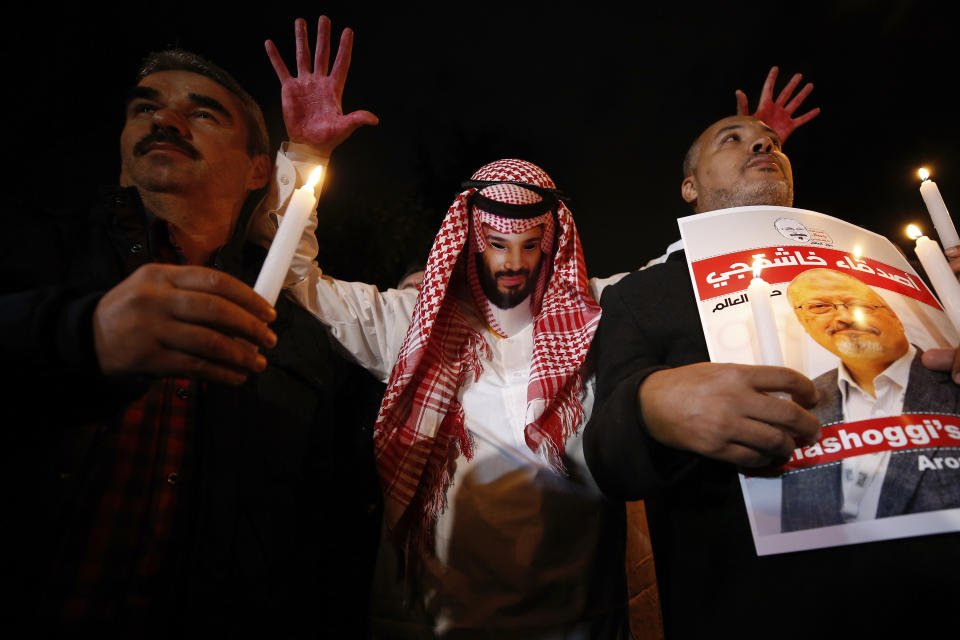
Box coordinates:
[907,224,960,334]
[747,259,784,366]
[254,165,324,306]
[918,168,960,249]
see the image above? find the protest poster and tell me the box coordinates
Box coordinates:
[679,205,960,555]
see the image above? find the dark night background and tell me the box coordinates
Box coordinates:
[7,1,957,288]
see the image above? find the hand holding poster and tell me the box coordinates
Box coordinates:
[679,205,960,555]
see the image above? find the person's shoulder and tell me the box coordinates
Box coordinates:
[5,187,133,268]
[601,251,689,303]
[811,367,838,386]
[810,367,840,403]
[9,187,103,229]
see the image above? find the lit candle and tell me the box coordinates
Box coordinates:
[747,259,784,366]
[918,168,960,249]
[254,165,324,306]
[907,224,960,334]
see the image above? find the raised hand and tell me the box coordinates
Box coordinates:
[736,66,820,144]
[265,16,379,156]
[93,264,278,385]
[639,362,821,468]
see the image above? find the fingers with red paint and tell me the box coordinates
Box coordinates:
[735,66,820,144]
[265,16,379,156]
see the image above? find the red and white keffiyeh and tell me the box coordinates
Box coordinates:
[373,159,601,549]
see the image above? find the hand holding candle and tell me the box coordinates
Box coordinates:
[747,259,785,366]
[907,224,960,334]
[917,168,960,250]
[254,165,324,306]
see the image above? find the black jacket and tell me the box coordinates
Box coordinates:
[0,188,383,637]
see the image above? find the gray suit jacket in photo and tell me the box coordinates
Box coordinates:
[781,350,960,532]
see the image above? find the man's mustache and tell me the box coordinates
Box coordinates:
[827,321,880,336]
[133,129,200,159]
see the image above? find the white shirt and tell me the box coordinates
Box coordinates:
[836,345,916,521]
[284,273,624,637]
[254,156,626,635]
[644,238,685,267]
[255,149,629,635]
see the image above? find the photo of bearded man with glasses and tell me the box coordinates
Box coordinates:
[780,267,960,531]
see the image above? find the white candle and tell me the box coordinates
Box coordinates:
[747,260,784,366]
[907,224,960,334]
[254,165,324,306]
[918,168,960,249]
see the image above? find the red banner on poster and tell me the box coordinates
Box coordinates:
[690,246,940,308]
[775,413,960,473]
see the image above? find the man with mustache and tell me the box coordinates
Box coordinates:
[0,18,380,635]
[780,268,960,531]
[583,110,960,637]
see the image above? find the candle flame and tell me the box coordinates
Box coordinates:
[853,308,865,325]
[853,245,862,259]
[918,167,931,182]
[752,258,763,279]
[305,165,324,189]
[906,224,923,240]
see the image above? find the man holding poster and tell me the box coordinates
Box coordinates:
[584,113,960,638]
[781,268,960,530]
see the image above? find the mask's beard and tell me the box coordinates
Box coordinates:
[477,255,539,309]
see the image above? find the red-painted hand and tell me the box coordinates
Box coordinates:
[265,16,379,156]
[735,66,820,144]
